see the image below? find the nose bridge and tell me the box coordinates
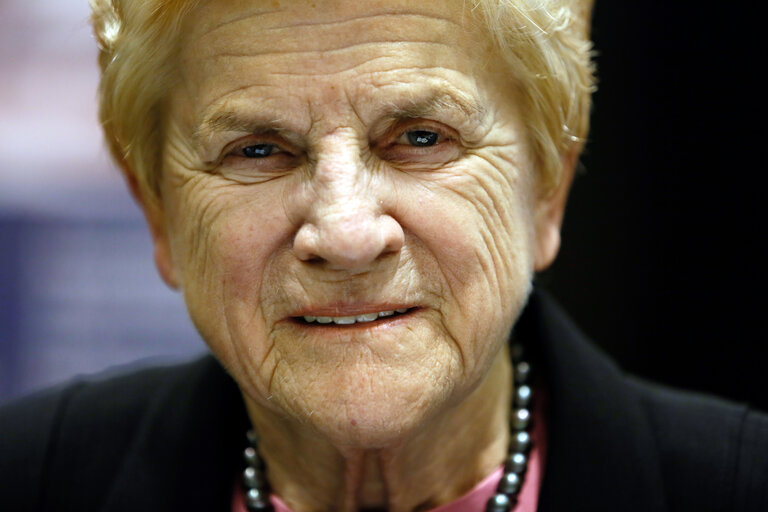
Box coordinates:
[313,131,370,212]
[293,131,404,269]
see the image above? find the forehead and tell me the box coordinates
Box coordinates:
[174,0,501,135]
[184,0,478,65]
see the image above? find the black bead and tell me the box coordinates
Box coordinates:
[245,488,272,511]
[505,452,527,474]
[244,446,265,469]
[514,361,531,383]
[243,467,268,488]
[245,503,275,512]
[486,493,511,512]
[497,471,521,494]
[514,384,532,408]
[511,408,530,430]
[510,431,531,453]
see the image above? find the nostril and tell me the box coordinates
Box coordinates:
[293,223,322,262]
[379,215,405,255]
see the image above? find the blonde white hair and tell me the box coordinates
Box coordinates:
[90,0,595,201]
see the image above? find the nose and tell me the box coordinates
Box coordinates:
[293,143,404,271]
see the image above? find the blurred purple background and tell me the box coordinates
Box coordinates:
[0,0,203,401]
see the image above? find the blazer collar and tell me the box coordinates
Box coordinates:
[519,290,668,511]
[100,356,249,511]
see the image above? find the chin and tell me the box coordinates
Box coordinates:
[312,398,443,450]
[282,364,458,449]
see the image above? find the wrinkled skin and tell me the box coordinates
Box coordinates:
[142,0,573,510]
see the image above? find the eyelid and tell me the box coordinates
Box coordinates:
[401,123,456,147]
[222,133,296,159]
[378,118,457,147]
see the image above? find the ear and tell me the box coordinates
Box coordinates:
[125,171,180,290]
[533,147,578,272]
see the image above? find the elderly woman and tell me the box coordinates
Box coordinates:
[2,0,767,511]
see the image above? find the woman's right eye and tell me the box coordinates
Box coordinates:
[405,130,440,147]
[216,138,300,183]
[241,143,279,158]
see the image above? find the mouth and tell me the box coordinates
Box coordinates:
[291,307,416,327]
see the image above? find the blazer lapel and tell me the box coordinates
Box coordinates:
[518,290,668,512]
[100,356,249,512]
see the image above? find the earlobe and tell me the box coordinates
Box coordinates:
[533,147,578,271]
[125,170,180,290]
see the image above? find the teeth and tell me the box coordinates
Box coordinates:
[302,309,411,325]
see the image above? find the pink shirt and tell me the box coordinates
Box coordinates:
[232,410,546,512]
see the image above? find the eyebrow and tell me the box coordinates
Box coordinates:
[193,111,284,147]
[382,91,487,122]
[194,88,487,145]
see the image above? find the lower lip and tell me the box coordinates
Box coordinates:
[287,308,420,331]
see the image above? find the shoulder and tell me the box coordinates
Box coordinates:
[628,378,768,511]
[0,355,219,511]
[523,289,768,512]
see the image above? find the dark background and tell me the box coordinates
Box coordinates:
[542,0,767,411]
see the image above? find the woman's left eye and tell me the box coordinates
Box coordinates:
[241,143,278,158]
[377,124,460,165]
[405,130,439,147]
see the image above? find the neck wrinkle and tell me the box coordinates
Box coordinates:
[244,344,512,512]
[379,344,512,512]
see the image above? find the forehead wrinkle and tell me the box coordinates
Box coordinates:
[196,7,283,39]
[264,54,456,78]
[261,11,463,32]
[200,9,465,41]
[195,8,469,62]
[217,40,451,59]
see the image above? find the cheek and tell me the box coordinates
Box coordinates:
[392,155,537,375]
[174,180,289,282]
[404,157,536,308]
[164,177,292,355]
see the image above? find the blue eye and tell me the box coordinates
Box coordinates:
[406,130,439,147]
[242,144,276,158]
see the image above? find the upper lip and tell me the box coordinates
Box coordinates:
[290,303,415,318]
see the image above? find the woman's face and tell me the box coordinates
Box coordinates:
[152,0,565,446]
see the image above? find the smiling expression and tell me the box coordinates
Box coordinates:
[149,0,564,446]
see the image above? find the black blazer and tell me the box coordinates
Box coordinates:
[2,291,767,511]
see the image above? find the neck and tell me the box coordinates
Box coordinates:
[243,345,513,512]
